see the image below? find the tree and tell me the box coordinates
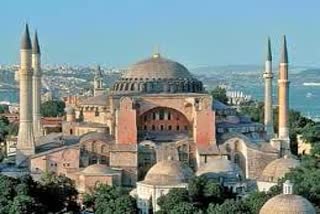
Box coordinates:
[84,183,136,214]
[40,100,65,117]
[239,101,264,123]
[283,146,320,207]
[301,123,320,144]
[207,199,250,214]
[210,87,228,104]
[37,172,79,213]
[0,116,9,140]
[113,195,137,214]
[157,188,189,213]
[8,195,37,214]
[0,104,9,114]
[170,202,200,214]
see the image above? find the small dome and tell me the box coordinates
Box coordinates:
[196,158,243,182]
[143,160,193,185]
[259,155,300,182]
[82,164,117,175]
[260,194,316,214]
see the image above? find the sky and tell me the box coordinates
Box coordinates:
[1,0,320,68]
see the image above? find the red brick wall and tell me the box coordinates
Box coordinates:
[194,98,215,145]
[116,97,137,144]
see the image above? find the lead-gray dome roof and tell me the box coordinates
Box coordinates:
[123,54,193,79]
[111,54,203,94]
[196,158,244,182]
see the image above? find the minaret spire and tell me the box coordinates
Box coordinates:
[32,30,41,54]
[267,37,272,61]
[17,24,35,166]
[281,35,288,64]
[21,23,32,50]
[32,29,43,141]
[263,37,274,139]
[278,35,290,156]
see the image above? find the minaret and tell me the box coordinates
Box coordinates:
[93,65,104,96]
[16,24,35,166]
[32,31,42,141]
[263,38,274,139]
[278,35,290,153]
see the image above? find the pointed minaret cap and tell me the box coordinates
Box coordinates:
[280,35,288,64]
[266,37,272,61]
[21,23,32,50]
[32,30,41,54]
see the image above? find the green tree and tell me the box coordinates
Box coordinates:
[40,100,65,117]
[170,202,200,214]
[157,188,189,213]
[0,104,9,113]
[210,86,228,104]
[8,195,37,214]
[37,172,79,213]
[239,101,264,123]
[84,183,136,214]
[283,146,320,207]
[301,123,320,144]
[113,195,137,214]
[207,199,250,214]
[0,116,9,140]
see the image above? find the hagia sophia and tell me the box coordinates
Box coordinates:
[1,24,316,213]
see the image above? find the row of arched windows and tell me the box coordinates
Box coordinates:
[112,80,203,93]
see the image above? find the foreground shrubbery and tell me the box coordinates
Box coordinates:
[0,172,79,214]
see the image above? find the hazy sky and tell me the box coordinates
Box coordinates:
[1,0,320,67]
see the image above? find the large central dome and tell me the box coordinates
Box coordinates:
[111,54,203,94]
[123,54,193,79]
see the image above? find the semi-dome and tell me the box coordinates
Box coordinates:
[196,158,244,182]
[82,164,118,175]
[259,155,300,182]
[111,54,203,94]
[260,180,316,214]
[143,159,193,185]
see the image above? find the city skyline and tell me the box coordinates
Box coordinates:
[1,0,320,67]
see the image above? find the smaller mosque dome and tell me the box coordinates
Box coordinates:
[82,164,117,175]
[259,155,300,182]
[143,159,193,185]
[196,158,243,182]
[260,180,316,214]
